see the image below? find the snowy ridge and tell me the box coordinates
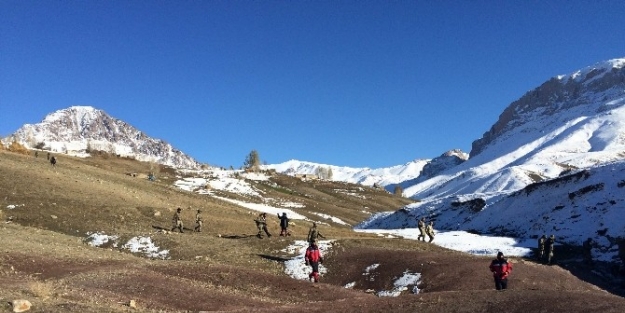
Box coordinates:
[358,57,625,262]
[6,106,200,169]
[265,153,469,188]
[266,159,431,187]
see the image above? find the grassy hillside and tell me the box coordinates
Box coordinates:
[1,149,624,312]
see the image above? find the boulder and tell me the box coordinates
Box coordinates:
[11,299,32,312]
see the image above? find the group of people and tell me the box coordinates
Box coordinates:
[254,213,326,282]
[170,207,203,233]
[416,217,435,242]
[537,234,556,264]
[254,212,296,238]
[490,234,597,291]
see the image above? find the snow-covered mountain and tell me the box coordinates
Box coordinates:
[265,150,469,190]
[402,58,625,200]
[265,159,430,187]
[5,106,200,169]
[358,57,625,256]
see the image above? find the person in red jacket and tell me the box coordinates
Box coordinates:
[489,251,512,290]
[305,241,324,283]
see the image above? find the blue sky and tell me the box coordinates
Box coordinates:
[1,1,624,168]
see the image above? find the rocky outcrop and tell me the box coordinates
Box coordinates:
[418,149,468,180]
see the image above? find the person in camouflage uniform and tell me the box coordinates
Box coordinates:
[255,213,272,238]
[546,235,555,264]
[417,217,426,241]
[537,235,546,261]
[425,221,435,243]
[171,208,184,233]
[307,222,325,244]
[194,209,203,232]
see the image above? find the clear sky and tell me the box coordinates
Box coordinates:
[1,1,624,168]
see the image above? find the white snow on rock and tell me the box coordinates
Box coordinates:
[354,228,533,257]
[376,271,422,297]
[122,236,170,259]
[85,232,119,247]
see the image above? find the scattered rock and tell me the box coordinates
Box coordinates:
[50,215,57,219]
[11,299,32,312]
[153,211,161,217]
[129,300,136,309]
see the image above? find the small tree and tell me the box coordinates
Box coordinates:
[243,150,260,172]
[393,184,403,196]
[327,166,333,180]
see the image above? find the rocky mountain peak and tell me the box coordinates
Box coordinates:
[471,58,625,157]
[415,149,468,182]
[7,106,201,169]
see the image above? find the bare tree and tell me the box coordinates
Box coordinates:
[393,184,404,197]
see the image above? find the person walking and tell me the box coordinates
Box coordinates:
[194,209,203,232]
[489,251,512,290]
[171,208,184,233]
[255,213,272,238]
[417,217,426,241]
[546,235,556,265]
[425,221,435,243]
[307,222,325,244]
[305,241,324,283]
[278,212,290,236]
[537,235,546,261]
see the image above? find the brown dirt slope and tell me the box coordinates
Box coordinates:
[1,149,624,312]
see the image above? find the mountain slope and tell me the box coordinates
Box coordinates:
[403,57,625,200]
[2,149,624,312]
[359,57,625,258]
[4,106,200,169]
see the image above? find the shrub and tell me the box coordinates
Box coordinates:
[8,140,29,155]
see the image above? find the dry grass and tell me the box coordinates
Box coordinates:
[1,149,624,312]
[7,140,29,155]
[29,281,56,300]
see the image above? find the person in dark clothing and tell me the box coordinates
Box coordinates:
[537,235,546,260]
[305,241,324,283]
[278,212,290,236]
[545,235,556,264]
[50,156,57,167]
[489,251,512,290]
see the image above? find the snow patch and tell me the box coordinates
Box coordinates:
[283,240,333,281]
[122,236,170,259]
